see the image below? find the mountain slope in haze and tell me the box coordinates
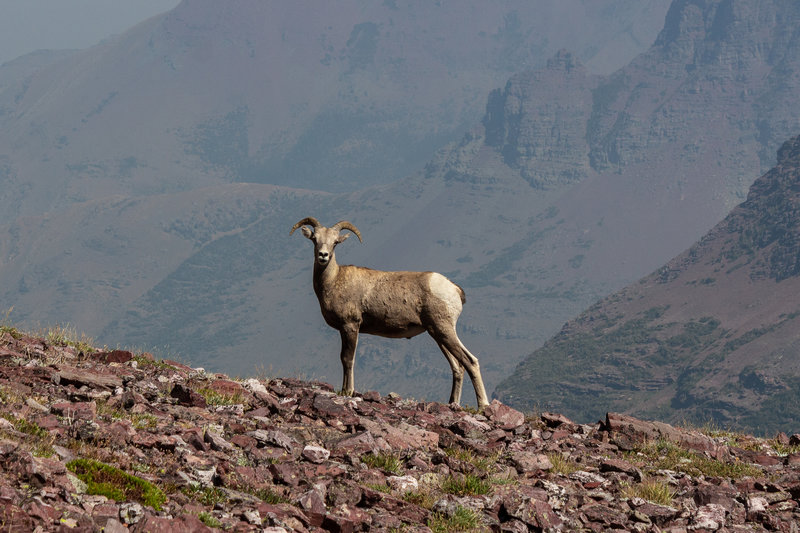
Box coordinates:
[0,0,670,222]
[495,135,800,435]
[4,0,800,409]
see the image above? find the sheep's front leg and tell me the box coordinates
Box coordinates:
[339,326,359,396]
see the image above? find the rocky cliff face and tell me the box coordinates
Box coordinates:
[483,50,596,188]
[1,329,800,531]
[480,0,800,200]
[495,135,800,435]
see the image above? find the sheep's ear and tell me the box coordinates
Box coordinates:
[336,233,350,244]
[301,227,313,239]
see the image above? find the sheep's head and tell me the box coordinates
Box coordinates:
[290,218,362,266]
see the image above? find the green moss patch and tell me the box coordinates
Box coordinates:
[67,458,166,510]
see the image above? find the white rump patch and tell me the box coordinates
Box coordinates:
[428,273,462,320]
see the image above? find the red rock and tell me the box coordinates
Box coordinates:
[322,513,356,533]
[331,431,379,457]
[299,488,327,526]
[24,500,61,524]
[55,366,122,390]
[501,488,561,529]
[170,383,207,407]
[131,433,179,451]
[257,503,311,529]
[230,433,257,451]
[0,502,34,530]
[599,458,642,480]
[182,427,209,451]
[484,399,525,429]
[92,502,121,523]
[92,350,134,364]
[131,514,214,532]
[693,481,738,508]
[327,481,364,507]
[361,486,429,523]
[101,420,136,444]
[636,502,679,526]
[541,411,574,428]
[581,504,628,528]
[207,378,254,405]
[302,445,331,463]
[361,390,381,402]
[204,429,234,452]
[510,451,553,474]
[51,400,97,420]
[360,419,439,450]
[269,462,303,487]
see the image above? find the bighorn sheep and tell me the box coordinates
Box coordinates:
[290,217,489,408]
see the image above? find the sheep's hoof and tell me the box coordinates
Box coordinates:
[337,389,354,397]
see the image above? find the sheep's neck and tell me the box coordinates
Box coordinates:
[313,257,339,298]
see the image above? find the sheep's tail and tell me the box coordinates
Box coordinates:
[454,283,466,304]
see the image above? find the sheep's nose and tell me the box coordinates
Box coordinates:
[318,251,330,261]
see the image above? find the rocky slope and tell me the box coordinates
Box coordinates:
[1,329,800,531]
[495,135,800,436]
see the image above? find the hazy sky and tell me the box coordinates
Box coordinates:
[0,0,181,66]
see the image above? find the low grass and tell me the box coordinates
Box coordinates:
[42,324,96,354]
[630,438,763,479]
[197,511,222,528]
[366,482,392,494]
[195,387,247,407]
[362,451,403,475]
[67,458,166,511]
[443,446,498,473]
[403,489,437,509]
[768,438,800,457]
[440,473,492,497]
[621,478,676,506]
[547,452,580,476]
[428,506,482,532]
[183,485,227,507]
[0,413,55,458]
[248,486,290,504]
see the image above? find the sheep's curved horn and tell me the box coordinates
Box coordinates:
[290,217,322,235]
[332,220,363,242]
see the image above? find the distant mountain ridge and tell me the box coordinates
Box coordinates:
[0,0,670,221]
[495,135,800,435]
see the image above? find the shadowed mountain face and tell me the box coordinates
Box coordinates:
[495,136,800,435]
[1,0,800,412]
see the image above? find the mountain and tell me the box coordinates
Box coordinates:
[0,0,670,221]
[495,135,800,435]
[1,329,799,530]
[3,0,800,409]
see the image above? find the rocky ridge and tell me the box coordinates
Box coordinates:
[494,135,800,434]
[1,330,800,531]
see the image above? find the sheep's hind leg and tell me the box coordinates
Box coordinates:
[430,327,489,409]
[339,326,359,396]
[437,344,465,405]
